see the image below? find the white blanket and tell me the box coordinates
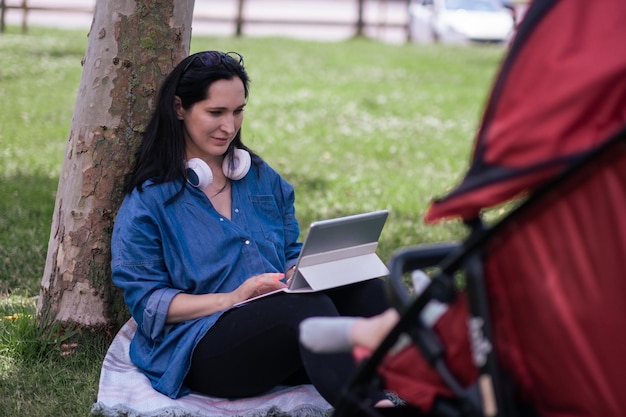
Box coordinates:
[92,318,333,417]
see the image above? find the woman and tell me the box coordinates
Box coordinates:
[111,50,392,407]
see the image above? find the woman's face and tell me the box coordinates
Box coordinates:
[177,77,246,162]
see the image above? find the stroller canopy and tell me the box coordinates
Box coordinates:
[425,0,626,223]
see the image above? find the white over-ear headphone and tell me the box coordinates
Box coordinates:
[186,148,251,189]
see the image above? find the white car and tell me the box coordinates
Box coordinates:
[409,0,515,44]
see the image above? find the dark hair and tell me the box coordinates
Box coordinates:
[124,51,258,195]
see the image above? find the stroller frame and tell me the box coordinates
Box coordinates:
[333,126,626,417]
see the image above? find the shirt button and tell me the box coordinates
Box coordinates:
[244,240,250,245]
[219,218,224,222]
[234,208,239,213]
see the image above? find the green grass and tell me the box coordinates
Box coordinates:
[0,25,506,416]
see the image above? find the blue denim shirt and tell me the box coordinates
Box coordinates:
[111,160,302,398]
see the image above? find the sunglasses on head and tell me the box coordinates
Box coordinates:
[181,51,245,75]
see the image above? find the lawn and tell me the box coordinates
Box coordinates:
[0,25,506,416]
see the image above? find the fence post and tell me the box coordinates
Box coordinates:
[0,0,5,33]
[404,0,412,43]
[355,0,364,37]
[21,0,27,33]
[235,0,244,37]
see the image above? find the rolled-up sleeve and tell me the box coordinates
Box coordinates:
[142,287,181,340]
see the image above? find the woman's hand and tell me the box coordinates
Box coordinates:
[233,272,287,302]
[285,265,297,286]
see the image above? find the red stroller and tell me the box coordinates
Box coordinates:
[333,0,626,416]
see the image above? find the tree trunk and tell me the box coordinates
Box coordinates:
[38,0,194,329]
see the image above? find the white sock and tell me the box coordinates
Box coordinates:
[299,317,358,353]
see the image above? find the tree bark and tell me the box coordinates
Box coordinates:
[38,0,194,329]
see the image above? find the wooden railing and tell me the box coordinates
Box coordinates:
[0,0,413,43]
[0,0,91,33]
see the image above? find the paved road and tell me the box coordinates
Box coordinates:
[3,0,410,43]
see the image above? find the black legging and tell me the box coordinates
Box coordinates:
[184,279,390,406]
